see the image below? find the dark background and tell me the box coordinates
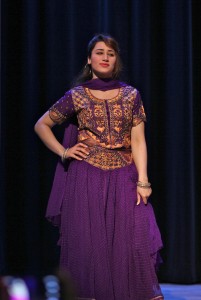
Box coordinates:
[1,0,201,283]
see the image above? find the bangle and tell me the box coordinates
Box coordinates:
[136,181,151,189]
[61,148,69,163]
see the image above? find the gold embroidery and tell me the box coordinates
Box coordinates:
[84,146,133,170]
[132,93,146,126]
[94,104,104,117]
[49,108,67,124]
[71,86,146,170]
[85,87,124,103]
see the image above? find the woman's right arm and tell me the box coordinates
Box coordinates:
[34,111,65,157]
[34,111,89,160]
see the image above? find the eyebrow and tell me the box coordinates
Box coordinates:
[95,48,115,52]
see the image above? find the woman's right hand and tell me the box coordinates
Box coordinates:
[65,143,90,160]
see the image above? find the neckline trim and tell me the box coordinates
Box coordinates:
[84,87,124,102]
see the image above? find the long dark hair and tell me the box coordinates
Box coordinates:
[73,34,123,86]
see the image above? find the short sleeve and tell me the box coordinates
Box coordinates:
[49,90,75,124]
[132,90,146,127]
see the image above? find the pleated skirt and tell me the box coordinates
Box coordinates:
[59,160,163,300]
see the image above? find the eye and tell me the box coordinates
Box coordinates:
[108,53,115,57]
[96,52,103,55]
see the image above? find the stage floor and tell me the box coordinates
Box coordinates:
[160,284,201,299]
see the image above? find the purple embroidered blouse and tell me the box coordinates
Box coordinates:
[49,80,146,170]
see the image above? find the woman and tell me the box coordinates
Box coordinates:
[35,34,164,300]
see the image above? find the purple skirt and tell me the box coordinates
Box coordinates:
[52,160,163,300]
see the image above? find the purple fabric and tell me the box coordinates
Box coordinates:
[46,118,78,226]
[46,79,130,224]
[49,78,129,122]
[46,78,127,226]
[76,78,128,91]
[46,78,163,299]
[59,160,163,300]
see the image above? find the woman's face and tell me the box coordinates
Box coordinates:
[88,41,117,79]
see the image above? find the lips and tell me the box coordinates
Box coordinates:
[99,63,109,67]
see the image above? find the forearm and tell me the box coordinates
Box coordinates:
[34,121,65,157]
[132,139,148,182]
[131,122,151,205]
[131,122,149,182]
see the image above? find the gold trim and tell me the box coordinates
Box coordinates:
[84,87,124,103]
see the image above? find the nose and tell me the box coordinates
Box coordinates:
[103,53,109,61]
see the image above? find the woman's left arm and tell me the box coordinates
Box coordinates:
[131,121,152,205]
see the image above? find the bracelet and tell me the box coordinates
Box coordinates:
[61,148,69,163]
[136,181,151,189]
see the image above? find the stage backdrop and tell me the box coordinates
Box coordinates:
[1,0,201,283]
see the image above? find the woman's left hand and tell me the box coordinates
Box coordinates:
[136,186,152,205]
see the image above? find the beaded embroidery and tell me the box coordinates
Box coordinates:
[49,85,146,170]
